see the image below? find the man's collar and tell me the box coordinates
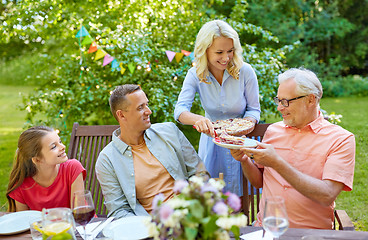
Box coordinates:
[283,111,325,133]
[113,127,152,150]
[308,111,325,133]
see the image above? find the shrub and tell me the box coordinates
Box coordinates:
[322,75,368,97]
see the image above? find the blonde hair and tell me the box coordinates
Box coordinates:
[194,20,243,83]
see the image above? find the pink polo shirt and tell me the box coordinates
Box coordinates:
[256,113,355,229]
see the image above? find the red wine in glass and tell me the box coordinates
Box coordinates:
[72,190,95,239]
[73,206,95,226]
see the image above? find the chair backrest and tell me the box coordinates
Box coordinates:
[243,123,271,225]
[68,122,119,216]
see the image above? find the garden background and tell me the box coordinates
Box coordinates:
[1,0,367,230]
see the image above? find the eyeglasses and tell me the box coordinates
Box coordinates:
[273,95,308,107]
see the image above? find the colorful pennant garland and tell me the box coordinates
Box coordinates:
[75,25,195,76]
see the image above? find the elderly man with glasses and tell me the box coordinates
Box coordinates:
[231,68,355,229]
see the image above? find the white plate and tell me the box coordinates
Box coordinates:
[103,216,151,240]
[0,210,42,235]
[213,137,258,149]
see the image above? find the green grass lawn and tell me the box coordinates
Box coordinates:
[320,97,368,231]
[0,85,34,211]
[0,85,367,231]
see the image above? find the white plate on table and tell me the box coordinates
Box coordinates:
[213,137,258,149]
[0,210,42,235]
[103,216,151,240]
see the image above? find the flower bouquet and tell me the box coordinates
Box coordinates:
[147,176,248,240]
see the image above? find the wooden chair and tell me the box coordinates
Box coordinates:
[67,122,354,229]
[242,123,354,230]
[242,123,271,225]
[68,122,119,216]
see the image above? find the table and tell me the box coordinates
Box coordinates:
[2,226,368,240]
[1,212,368,240]
[239,227,368,240]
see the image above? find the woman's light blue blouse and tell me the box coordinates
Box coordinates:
[174,62,261,196]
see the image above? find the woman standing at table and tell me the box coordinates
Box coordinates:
[6,126,86,211]
[174,20,260,196]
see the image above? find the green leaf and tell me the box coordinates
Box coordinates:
[184,227,198,240]
[188,199,204,219]
[230,225,240,239]
[201,216,218,239]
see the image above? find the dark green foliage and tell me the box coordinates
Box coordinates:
[322,75,368,97]
[246,0,368,78]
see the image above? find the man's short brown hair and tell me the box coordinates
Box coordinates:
[109,84,141,121]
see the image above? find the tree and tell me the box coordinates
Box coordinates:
[0,0,290,139]
[245,0,368,77]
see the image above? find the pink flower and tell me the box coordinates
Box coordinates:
[173,180,188,193]
[225,192,241,212]
[159,203,174,220]
[152,193,165,210]
[213,201,228,216]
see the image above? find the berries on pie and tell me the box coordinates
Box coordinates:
[213,118,254,136]
[215,132,247,145]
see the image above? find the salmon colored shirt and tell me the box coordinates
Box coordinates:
[256,113,355,229]
[132,141,174,213]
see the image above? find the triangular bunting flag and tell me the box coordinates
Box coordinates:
[128,62,136,74]
[94,49,107,61]
[103,54,114,66]
[81,35,93,45]
[119,62,126,75]
[88,42,98,53]
[189,52,195,61]
[175,52,184,63]
[75,26,89,38]
[181,50,191,56]
[111,59,119,69]
[121,67,126,75]
[165,51,176,62]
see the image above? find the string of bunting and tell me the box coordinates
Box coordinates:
[75,25,195,76]
[56,25,195,132]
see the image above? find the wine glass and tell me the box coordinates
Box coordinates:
[263,196,289,239]
[72,190,96,240]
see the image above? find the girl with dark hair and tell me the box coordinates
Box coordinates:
[6,126,86,212]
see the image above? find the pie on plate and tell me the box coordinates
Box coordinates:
[213,118,255,136]
[213,132,258,149]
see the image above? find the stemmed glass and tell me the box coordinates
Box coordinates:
[72,190,96,240]
[263,196,289,239]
